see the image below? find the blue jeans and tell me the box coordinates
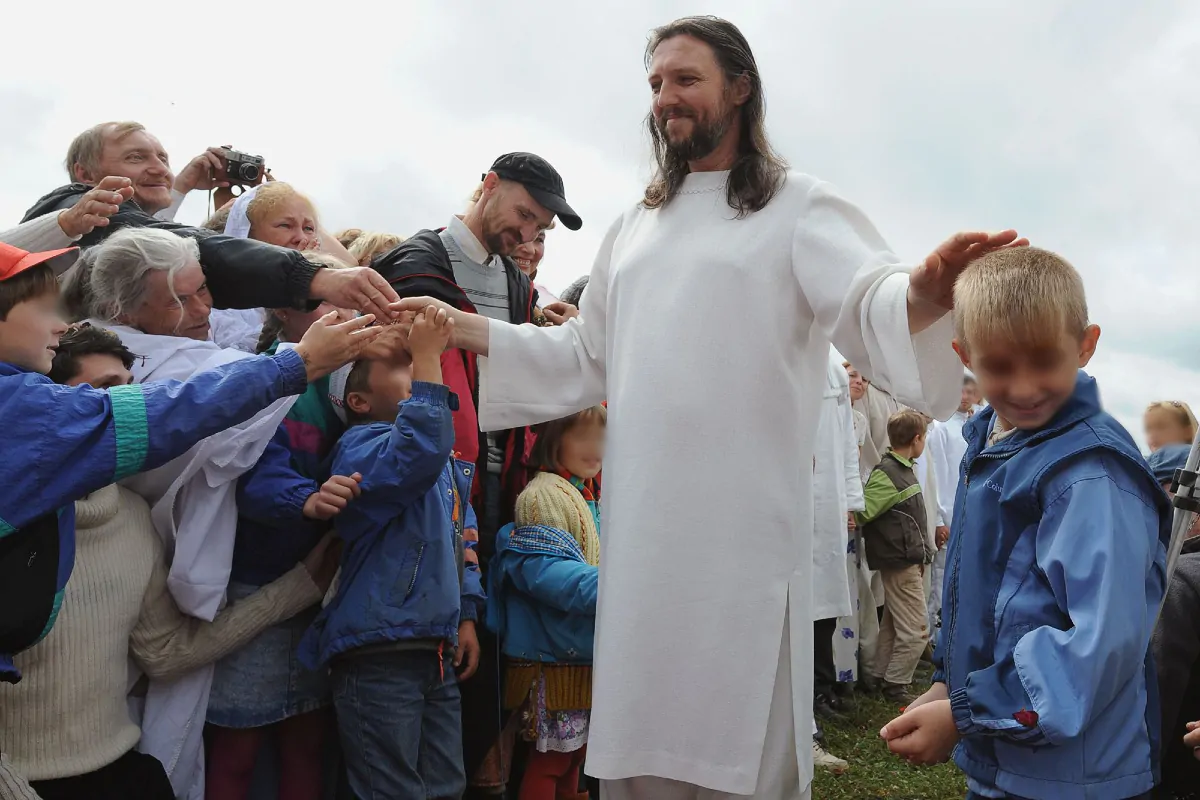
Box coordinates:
[332,648,465,800]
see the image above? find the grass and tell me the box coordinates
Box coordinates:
[811,666,967,800]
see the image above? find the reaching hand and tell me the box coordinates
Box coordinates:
[301,532,344,593]
[542,301,579,326]
[910,230,1030,311]
[173,146,231,194]
[303,473,363,520]
[455,620,481,680]
[408,305,455,361]
[880,699,959,765]
[358,320,413,364]
[935,525,950,548]
[310,266,400,322]
[58,177,135,239]
[292,311,382,382]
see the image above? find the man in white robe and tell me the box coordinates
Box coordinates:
[396,16,1024,800]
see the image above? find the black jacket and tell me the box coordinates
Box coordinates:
[1153,534,1200,799]
[23,184,319,310]
[372,229,538,545]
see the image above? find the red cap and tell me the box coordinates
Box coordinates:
[0,241,79,282]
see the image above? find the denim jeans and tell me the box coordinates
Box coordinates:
[332,648,465,800]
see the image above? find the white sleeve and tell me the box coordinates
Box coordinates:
[842,397,865,512]
[0,212,77,251]
[930,422,957,526]
[154,189,188,222]
[478,215,619,431]
[791,181,961,420]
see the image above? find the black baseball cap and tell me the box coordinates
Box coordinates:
[485,152,582,231]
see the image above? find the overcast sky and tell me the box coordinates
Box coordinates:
[3,0,1197,447]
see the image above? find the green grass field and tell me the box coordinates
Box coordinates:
[811,667,966,800]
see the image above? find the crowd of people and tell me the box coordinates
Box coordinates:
[0,13,1198,800]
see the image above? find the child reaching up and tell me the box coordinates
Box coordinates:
[881,248,1170,800]
[488,407,606,800]
[298,305,484,800]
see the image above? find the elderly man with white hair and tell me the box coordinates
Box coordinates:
[80,227,310,799]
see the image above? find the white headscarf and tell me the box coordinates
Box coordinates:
[222,185,262,239]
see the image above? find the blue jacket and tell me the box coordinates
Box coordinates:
[933,372,1170,800]
[0,351,308,683]
[487,524,599,664]
[298,382,484,668]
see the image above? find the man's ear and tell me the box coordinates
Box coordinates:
[730,73,752,106]
[72,162,94,184]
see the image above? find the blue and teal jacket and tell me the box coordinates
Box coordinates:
[486,523,599,664]
[933,372,1171,800]
[298,382,484,668]
[0,350,308,683]
[233,342,345,586]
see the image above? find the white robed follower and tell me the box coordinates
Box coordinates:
[102,324,296,800]
[476,170,961,795]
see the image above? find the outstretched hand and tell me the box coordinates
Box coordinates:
[910,230,1029,311]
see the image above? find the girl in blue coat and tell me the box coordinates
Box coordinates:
[489,405,605,800]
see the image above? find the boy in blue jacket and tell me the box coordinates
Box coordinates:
[881,247,1169,800]
[299,306,485,800]
[0,241,378,685]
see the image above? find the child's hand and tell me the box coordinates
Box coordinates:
[303,473,363,520]
[880,699,959,765]
[904,681,949,713]
[455,620,480,681]
[935,525,950,548]
[302,531,343,592]
[408,305,454,361]
[1185,720,1200,759]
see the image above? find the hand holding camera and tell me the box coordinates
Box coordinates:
[173,145,266,196]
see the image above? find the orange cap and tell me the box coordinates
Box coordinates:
[0,241,79,282]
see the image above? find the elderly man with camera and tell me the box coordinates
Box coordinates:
[18,121,399,320]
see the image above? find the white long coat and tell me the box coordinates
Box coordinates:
[477,171,961,795]
[811,351,865,621]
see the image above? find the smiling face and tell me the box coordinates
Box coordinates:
[81,129,174,215]
[479,180,555,257]
[127,262,212,340]
[250,195,319,250]
[648,34,743,163]
[513,231,546,278]
[954,325,1100,431]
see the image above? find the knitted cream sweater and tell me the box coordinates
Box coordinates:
[0,485,322,799]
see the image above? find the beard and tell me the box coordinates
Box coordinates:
[483,227,520,257]
[657,102,736,162]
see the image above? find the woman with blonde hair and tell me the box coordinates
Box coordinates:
[1145,401,1198,453]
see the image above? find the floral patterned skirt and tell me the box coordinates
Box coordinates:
[505,661,592,754]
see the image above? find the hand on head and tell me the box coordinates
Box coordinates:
[910,230,1030,311]
[292,311,382,382]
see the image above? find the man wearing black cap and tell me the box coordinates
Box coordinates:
[372,152,580,793]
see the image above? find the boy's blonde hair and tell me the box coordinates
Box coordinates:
[887,409,927,449]
[953,247,1088,351]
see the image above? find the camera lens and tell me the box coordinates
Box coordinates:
[238,163,261,182]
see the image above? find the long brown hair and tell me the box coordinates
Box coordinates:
[642,16,787,218]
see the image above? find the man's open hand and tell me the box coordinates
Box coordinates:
[309,266,400,321]
[58,176,135,239]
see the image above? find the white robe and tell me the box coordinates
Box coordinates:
[478,170,961,795]
[811,351,864,622]
[105,325,295,800]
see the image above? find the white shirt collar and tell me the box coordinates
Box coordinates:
[446,215,493,265]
